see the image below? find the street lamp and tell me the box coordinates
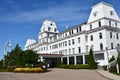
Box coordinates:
[105,47,109,71]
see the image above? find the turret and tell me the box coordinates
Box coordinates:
[88,2,120,23]
[38,20,59,44]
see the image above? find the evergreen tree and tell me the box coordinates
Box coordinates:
[109,56,115,62]
[88,49,97,69]
[56,58,62,67]
[5,44,39,68]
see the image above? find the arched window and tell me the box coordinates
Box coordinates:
[99,32,102,39]
[100,43,103,50]
[90,45,94,50]
[98,21,101,27]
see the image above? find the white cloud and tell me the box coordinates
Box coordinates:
[0,1,89,25]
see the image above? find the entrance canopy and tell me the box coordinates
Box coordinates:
[39,54,63,58]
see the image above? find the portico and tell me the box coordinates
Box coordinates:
[62,54,88,65]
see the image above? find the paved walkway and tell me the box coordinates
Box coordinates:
[0,68,108,80]
[97,70,120,80]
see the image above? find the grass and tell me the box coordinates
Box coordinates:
[0,69,9,72]
[112,72,120,76]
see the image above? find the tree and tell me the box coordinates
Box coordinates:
[109,56,115,62]
[7,44,22,67]
[0,59,3,68]
[117,52,120,65]
[24,50,39,67]
[88,49,97,69]
[5,44,39,68]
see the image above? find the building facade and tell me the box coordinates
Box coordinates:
[24,2,120,67]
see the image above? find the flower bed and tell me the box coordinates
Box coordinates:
[14,67,43,73]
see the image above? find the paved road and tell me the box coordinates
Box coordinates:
[0,68,108,80]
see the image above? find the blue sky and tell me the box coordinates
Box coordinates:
[0,0,120,60]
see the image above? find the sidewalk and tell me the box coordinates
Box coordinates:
[97,70,120,80]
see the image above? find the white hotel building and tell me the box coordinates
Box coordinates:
[24,2,120,67]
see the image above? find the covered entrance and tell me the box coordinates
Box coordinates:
[39,54,63,68]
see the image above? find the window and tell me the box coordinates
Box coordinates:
[90,24,92,30]
[98,21,101,27]
[85,36,88,42]
[117,44,120,46]
[116,33,119,39]
[78,37,80,43]
[99,32,102,39]
[110,32,112,38]
[47,33,49,37]
[109,21,111,27]
[79,26,81,31]
[93,11,97,17]
[78,47,81,53]
[100,43,103,50]
[72,39,75,45]
[50,23,53,26]
[69,31,71,35]
[71,29,74,34]
[76,27,79,32]
[48,27,51,31]
[54,28,57,32]
[59,43,62,48]
[65,33,67,36]
[68,40,71,45]
[69,49,71,54]
[111,43,113,49]
[110,11,114,16]
[90,45,94,50]
[115,22,117,27]
[86,45,89,52]
[63,42,65,47]
[72,48,75,54]
[65,41,67,46]
[90,35,93,41]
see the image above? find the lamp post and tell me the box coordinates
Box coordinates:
[105,47,109,71]
[116,45,120,73]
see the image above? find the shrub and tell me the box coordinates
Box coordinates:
[109,66,117,73]
[14,67,43,73]
[59,64,90,69]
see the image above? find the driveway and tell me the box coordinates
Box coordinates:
[0,68,108,80]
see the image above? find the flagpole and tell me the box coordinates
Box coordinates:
[3,43,6,68]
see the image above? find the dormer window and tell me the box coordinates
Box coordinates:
[50,23,53,26]
[110,11,114,16]
[48,27,51,31]
[93,11,98,17]
[54,28,57,32]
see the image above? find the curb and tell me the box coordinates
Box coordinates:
[96,70,113,80]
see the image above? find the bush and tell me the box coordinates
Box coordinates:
[59,64,90,69]
[109,66,117,73]
[14,67,43,73]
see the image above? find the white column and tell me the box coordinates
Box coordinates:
[74,56,77,65]
[116,63,119,73]
[67,56,69,65]
[61,57,63,63]
[82,54,85,64]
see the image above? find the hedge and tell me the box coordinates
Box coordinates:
[59,64,90,69]
[14,67,43,73]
